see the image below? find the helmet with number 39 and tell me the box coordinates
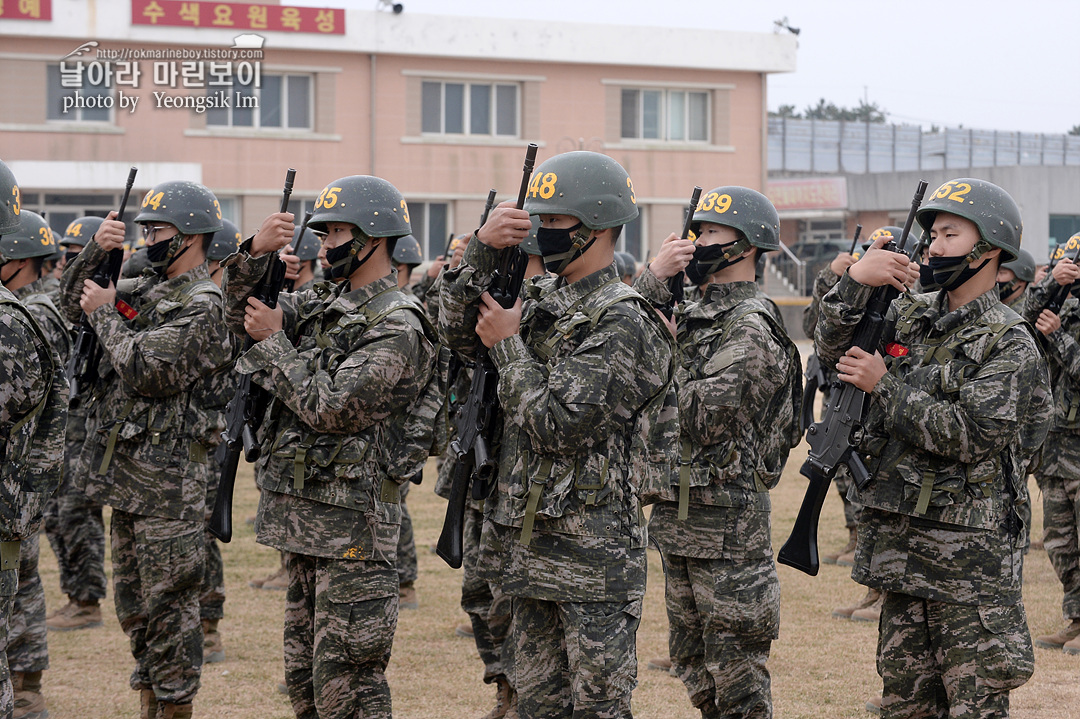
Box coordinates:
[0,160,21,236]
[523,151,639,230]
[691,186,780,251]
[307,175,412,239]
[0,210,55,262]
[132,180,224,236]
[916,178,1022,262]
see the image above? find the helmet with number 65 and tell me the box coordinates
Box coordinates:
[0,210,56,262]
[691,186,780,252]
[133,180,224,236]
[916,178,1022,262]
[0,160,21,236]
[523,151,638,229]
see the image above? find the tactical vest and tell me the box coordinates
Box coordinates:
[510,277,677,546]
[1045,300,1080,432]
[22,292,72,364]
[859,293,1038,530]
[0,288,67,554]
[646,299,802,520]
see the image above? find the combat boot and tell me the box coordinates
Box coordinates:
[12,671,47,719]
[157,702,192,719]
[399,582,419,610]
[45,599,75,622]
[455,621,474,638]
[1063,633,1080,655]
[1034,618,1080,649]
[250,566,288,591]
[832,588,880,620]
[646,656,672,672]
[140,689,158,719]
[202,618,225,663]
[46,599,101,631]
[851,593,884,623]
[866,695,882,715]
[481,676,513,719]
[822,528,858,565]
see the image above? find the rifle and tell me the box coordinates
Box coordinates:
[436,144,537,569]
[661,186,702,320]
[67,167,138,403]
[801,225,862,428]
[1042,244,1080,315]
[282,211,313,293]
[778,180,928,576]
[208,168,295,543]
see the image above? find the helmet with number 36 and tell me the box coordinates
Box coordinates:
[307,176,412,238]
[0,160,21,236]
[523,151,638,229]
[691,186,780,251]
[916,178,1022,262]
[132,180,224,236]
[0,210,55,262]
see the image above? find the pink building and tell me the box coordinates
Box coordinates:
[0,1,796,260]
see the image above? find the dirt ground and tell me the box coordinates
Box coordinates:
[37,444,1080,718]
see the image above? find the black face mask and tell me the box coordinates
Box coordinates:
[684,241,748,286]
[64,250,81,267]
[0,261,13,287]
[325,231,378,280]
[322,265,334,281]
[998,279,1021,301]
[926,254,990,292]
[918,263,941,292]
[537,222,594,274]
[145,232,186,274]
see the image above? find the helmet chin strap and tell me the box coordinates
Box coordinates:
[937,238,992,290]
[547,225,595,275]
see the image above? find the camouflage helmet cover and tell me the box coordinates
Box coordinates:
[523,151,639,230]
[915,178,1023,262]
[307,175,412,238]
[132,180,224,236]
[0,210,56,262]
[691,186,780,251]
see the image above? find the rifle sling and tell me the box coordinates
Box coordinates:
[518,455,552,547]
[98,398,136,475]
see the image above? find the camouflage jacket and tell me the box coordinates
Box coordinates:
[1023,275,1080,475]
[58,240,231,521]
[222,250,435,563]
[440,240,674,602]
[15,281,71,367]
[817,277,1052,605]
[635,271,800,560]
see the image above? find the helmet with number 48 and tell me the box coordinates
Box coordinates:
[522,151,638,229]
[916,178,1023,262]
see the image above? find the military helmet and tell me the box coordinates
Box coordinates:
[60,216,104,248]
[0,210,56,262]
[121,247,150,278]
[207,218,243,262]
[292,223,321,261]
[520,216,541,256]
[1051,232,1080,263]
[523,151,638,230]
[392,234,423,266]
[1001,248,1036,283]
[691,186,780,251]
[916,178,1022,262]
[0,160,20,236]
[614,251,636,278]
[132,180,224,236]
[307,176,412,238]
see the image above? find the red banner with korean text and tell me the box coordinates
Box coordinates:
[131,1,344,35]
[0,0,52,20]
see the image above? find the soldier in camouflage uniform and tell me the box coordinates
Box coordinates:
[59,180,231,719]
[440,151,675,718]
[45,217,109,633]
[635,187,801,719]
[221,175,437,719]
[816,178,1052,718]
[0,159,68,719]
[999,249,1035,313]
[1022,235,1080,653]
[1,209,70,719]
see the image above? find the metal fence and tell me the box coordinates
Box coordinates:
[768,117,1080,174]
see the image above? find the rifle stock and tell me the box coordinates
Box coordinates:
[436,144,537,568]
[208,169,295,543]
[778,180,927,576]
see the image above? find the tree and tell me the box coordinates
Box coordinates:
[1069,125,1080,136]
[769,98,887,123]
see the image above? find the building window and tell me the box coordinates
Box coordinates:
[618,211,644,261]
[421,81,518,137]
[799,219,845,245]
[46,64,113,122]
[621,89,708,142]
[207,73,312,130]
[407,202,450,259]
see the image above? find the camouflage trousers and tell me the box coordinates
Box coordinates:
[834,465,859,530]
[111,510,204,705]
[877,592,1033,719]
[397,482,417,586]
[282,552,398,719]
[1035,474,1080,620]
[200,477,225,621]
[0,586,15,719]
[510,596,641,719]
[41,462,107,603]
[462,503,511,683]
[8,535,47,673]
[663,554,779,719]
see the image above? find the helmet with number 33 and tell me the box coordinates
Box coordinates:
[916,178,1022,262]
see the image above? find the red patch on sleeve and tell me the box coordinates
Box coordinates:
[885,342,908,357]
[115,300,138,320]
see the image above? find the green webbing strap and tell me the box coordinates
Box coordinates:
[914,470,935,515]
[379,477,399,503]
[188,442,207,464]
[0,541,19,572]
[519,457,553,547]
[678,438,693,521]
[293,448,308,490]
[753,471,769,493]
[98,398,136,475]
[1069,398,1079,424]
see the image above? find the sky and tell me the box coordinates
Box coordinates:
[294,0,1080,135]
